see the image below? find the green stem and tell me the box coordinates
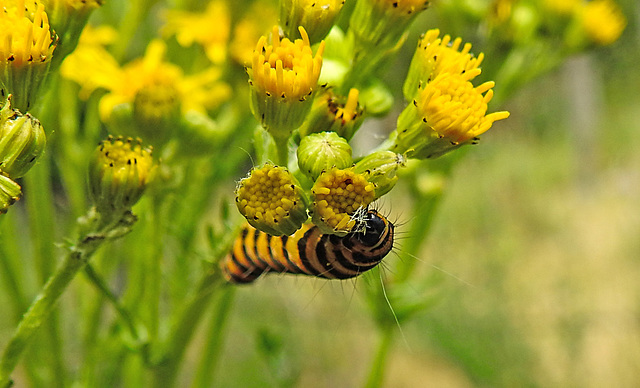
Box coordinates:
[193,287,236,388]
[151,269,228,388]
[24,151,67,387]
[273,135,290,166]
[83,263,145,346]
[362,323,394,388]
[0,210,137,388]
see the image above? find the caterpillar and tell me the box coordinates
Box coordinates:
[221,209,395,284]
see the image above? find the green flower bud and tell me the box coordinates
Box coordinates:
[88,136,155,213]
[0,173,21,214]
[297,132,352,181]
[235,163,309,236]
[348,0,430,52]
[279,0,345,45]
[40,0,103,62]
[0,97,46,179]
[354,151,405,198]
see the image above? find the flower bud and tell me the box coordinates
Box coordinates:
[88,136,155,213]
[298,88,364,140]
[235,163,309,236]
[0,97,46,179]
[0,173,21,214]
[297,132,353,181]
[349,0,430,51]
[354,151,405,198]
[279,0,345,44]
[41,0,103,63]
[310,167,375,235]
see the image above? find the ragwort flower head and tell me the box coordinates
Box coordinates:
[0,0,56,111]
[163,1,230,64]
[579,0,626,46]
[61,34,231,144]
[89,136,155,213]
[310,167,375,235]
[403,29,484,102]
[235,163,309,236]
[299,88,364,140]
[394,71,510,159]
[248,26,325,138]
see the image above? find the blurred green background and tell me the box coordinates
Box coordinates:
[212,3,640,387]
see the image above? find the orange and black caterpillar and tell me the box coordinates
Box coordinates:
[221,210,394,284]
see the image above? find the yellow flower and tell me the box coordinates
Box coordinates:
[61,35,231,122]
[404,29,484,101]
[250,26,324,102]
[394,71,510,159]
[310,167,375,235]
[163,1,230,64]
[298,88,364,140]
[229,1,278,65]
[543,0,579,14]
[579,0,626,46]
[235,163,309,236]
[248,26,325,138]
[88,136,155,213]
[0,0,56,111]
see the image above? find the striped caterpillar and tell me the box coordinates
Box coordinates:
[221,210,394,283]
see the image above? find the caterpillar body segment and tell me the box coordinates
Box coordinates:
[221,210,395,284]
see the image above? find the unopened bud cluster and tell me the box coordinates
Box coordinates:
[0,97,46,214]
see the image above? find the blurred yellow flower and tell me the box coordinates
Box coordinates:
[543,0,579,14]
[61,31,231,122]
[579,0,626,45]
[163,1,230,64]
[229,1,278,65]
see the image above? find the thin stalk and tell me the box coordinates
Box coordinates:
[0,210,138,388]
[362,323,394,388]
[193,287,236,388]
[24,152,66,387]
[83,263,145,345]
[150,269,228,388]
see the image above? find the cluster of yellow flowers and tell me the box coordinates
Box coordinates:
[0,0,626,230]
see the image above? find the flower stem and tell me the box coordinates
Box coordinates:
[193,286,236,387]
[0,210,137,388]
[83,263,145,346]
[362,323,394,388]
[151,268,227,388]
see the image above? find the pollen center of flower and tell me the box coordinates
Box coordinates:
[134,81,180,123]
[312,168,375,232]
[236,165,301,224]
